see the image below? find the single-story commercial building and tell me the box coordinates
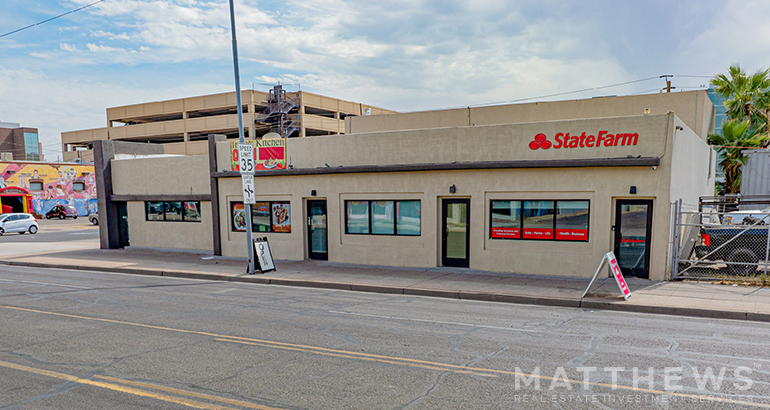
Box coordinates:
[96,102,715,280]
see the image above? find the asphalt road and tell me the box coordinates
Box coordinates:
[0,218,98,244]
[1,265,769,409]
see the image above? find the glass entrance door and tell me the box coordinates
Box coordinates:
[307,200,328,260]
[442,199,470,268]
[614,200,653,278]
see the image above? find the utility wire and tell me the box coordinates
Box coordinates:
[0,0,107,39]
[468,76,661,108]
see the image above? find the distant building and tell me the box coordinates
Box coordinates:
[0,121,43,162]
[707,87,728,183]
[0,161,96,217]
[61,86,397,162]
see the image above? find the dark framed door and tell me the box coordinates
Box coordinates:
[307,200,328,260]
[442,199,470,268]
[614,200,653,278]
[116,202,130,248]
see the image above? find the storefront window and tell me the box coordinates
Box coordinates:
[346,200,421,236]
[164,201,183,221]
[396,200,421,235]
[183,201,202,222]
[145,201,201,222]
[346,201,369,234]
[522,201,554,239]
[555,201,589,241]
[271,203,291,233]
[146,201,165,221]
[491,200,589,242]
[491,200,521,239]
[252,202,271,232]
[371,201,395,234]
[231,201,290,233]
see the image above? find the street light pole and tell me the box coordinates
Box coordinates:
[228,0,255,275]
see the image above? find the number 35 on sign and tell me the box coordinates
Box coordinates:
[238,143,254,173]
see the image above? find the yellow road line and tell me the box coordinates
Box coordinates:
[214,338,496,377]
[94,375,281,410]
[2,304,768,408]
[0,360,238,410]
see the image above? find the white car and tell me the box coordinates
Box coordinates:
[724,205,770,225]
[0,213,39,235]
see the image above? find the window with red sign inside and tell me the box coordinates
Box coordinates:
[490,200,589,242]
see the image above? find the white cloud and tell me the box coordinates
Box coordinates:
[677,0,770,76]
[92,30,131,41]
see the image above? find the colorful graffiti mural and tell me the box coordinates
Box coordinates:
[0,162,97,217]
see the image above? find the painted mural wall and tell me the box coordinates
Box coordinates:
[0,162,97,216]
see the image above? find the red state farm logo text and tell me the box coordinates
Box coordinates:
[528,131,639,150]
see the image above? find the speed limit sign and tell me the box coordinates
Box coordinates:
[238,143,254,173]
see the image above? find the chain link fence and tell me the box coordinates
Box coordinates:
[671,201,770,283]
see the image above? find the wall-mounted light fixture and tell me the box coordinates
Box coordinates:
[449,185,456,194]
[311,190,317,196]
[629,186,637,194]
[644,108,651,114]
[675,125,684,131]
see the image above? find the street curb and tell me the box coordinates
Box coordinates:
[1,259,767,323]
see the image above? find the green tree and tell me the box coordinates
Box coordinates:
[708,119,766,194]
[711,64,770,132]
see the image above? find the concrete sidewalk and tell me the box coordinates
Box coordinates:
[1,246,769,322]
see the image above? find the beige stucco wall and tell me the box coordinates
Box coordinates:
[126,201,213,251]
[216,164,674,279]
[347,90,714,141]
[110,112,714,280]
[112,155,210,195]
[219,114,672,171]
[212,113,703,280]
[669,116,717,207]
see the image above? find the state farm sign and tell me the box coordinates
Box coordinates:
[529,131,639,150]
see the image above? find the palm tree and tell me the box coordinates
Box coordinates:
[708,119,767,194]
[711,64,770,132]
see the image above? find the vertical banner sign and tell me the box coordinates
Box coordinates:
[253,237,276,272]
[582,251,632,300]
[241,174,255,204]
[607,253,632,299]
[230,140,287,171]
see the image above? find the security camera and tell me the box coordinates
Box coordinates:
[652,166,658,171]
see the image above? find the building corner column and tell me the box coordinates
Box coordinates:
[208,134,223,256]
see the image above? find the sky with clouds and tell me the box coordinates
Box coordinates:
[1,0,769,160]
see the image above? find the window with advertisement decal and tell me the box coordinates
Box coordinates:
[491,200,521,239]
[555,201,589,241]
[523,201,554,240]
[231,201,291,233]
[491,199,589,242]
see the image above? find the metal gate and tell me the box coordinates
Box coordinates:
[670,200,770,283]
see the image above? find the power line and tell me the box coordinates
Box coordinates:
[0,0,107,39]
[469,76,661,108]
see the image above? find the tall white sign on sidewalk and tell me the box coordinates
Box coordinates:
[582,251,632,300]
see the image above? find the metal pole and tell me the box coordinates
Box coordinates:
[229,0,255,275]
[762,215,770,285]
